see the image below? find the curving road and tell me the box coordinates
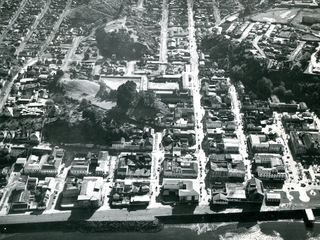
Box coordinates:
[0,58,38,113]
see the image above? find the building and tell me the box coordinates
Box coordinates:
[77,177,103,208]
[207,154,245,182]
[24,152,51,175]
[254,153,286,181]
[211,178,264,205]
[162,157,198,179]
[95,151,109,176]
[265,192,281,204]
[69,152,91,177]
[302,16,320,25]
[116,153,152,178]
[289,131,320,156]
[248,134,283,153]
[110,180,150,207]
[223,138,240,153]
[40,148,64,176]
[162,179,199,204]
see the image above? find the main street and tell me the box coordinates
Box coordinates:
[229,84,251,179]
[187,0,209,205]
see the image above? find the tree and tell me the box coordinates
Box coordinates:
[56,69,64,78]
[116,81,137,109]
[256,77,273,99]
[80,98,89,108]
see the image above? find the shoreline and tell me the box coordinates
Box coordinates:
[0,208,319,234]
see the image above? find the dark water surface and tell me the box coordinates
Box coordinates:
[1,221,320,240]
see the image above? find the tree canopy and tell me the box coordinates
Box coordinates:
[116,80,138,109]
[96,28,148,60]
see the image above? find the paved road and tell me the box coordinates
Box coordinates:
[212,0,221,25]
[239,22,255,41]
[61,36,83,71]
[0,0,28,44]
[159,0,169,73]
[252,35,266,58]
[187,0,209,205]
[16,0,52,56]
[289,41,305,62]
[0,58,38,113]
[229,84,251,179]
[39,0,72,57]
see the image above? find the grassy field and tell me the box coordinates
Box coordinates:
[251,8,300,24]
[61,79,100,100]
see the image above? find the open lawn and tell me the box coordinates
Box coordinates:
[251,8,300,24]
[61,79,100,100]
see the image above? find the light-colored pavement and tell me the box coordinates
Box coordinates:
[229,83,250,179]
[16,0,52,56]
[188,0,208,205]
[252,35,266,58]
[212,0,221,25]
[0,0,28,43]
[61,36,83,71]
[239,22,255,41]
[159,0,169,73]
[265,24,276,38]
[38,0,72,57]
[289,41,305,61]
[0,58,38,112]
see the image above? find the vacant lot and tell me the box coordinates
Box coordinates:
[251,8,300,24]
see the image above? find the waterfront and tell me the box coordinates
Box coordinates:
[1,221,320,240]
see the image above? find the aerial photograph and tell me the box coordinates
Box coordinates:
[0,0,320,239]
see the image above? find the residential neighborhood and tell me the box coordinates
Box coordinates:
[1,0,320,233]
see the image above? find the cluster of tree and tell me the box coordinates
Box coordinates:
[0,147,16,166]
[200,34,233,70]
[95,82,117,100]
[95,28,148,60]
[43,79,169,145]
[201,32,320,106]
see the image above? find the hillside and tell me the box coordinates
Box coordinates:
[67,0,126,24]
[61,79,100,100]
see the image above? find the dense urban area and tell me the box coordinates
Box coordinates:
[1,0,320,227]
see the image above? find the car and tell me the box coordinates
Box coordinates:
[301,183,306,187]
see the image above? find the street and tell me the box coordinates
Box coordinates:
[159,0,169,73]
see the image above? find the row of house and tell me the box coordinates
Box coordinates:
[211,177,281,205]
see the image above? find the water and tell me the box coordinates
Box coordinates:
[1,221,320,240]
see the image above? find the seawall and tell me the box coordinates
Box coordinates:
[0,208,319,234]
